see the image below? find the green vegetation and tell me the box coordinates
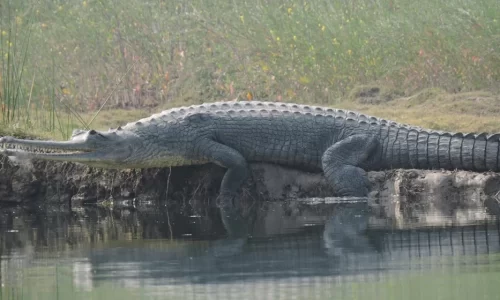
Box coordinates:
[1,0,500,139]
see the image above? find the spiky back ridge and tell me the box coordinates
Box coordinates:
[120,100,500,143]
[123,100,411,128]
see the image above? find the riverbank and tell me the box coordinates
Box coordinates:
[1,154,499,226]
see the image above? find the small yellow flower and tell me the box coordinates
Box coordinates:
[293,35,297,41]
[347,49,352,56]
[287,7,292,15]
[239,15,244,23]
[246,91,253,100]
[321,25,326,31]
[83,1,87,7]
[1,31,6,36]
[276,37,280,41]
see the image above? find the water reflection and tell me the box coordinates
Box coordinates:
[1,196,499,298]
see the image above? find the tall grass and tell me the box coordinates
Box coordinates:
[1,0,499,137]
[0,1,76,138]
[0,1,32,124]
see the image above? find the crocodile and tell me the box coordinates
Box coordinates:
[1,101,499,203]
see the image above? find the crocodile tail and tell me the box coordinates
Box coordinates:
[381,125,500,172]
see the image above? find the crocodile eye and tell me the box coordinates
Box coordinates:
[89,130,97,135]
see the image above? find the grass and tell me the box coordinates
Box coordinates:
[341,88,500,133]
[0,0,500,139]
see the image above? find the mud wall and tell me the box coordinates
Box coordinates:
[1,154,499,220]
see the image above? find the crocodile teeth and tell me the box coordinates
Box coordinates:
[2,144,88,154]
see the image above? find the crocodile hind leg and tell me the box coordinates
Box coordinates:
[322,134,380,197]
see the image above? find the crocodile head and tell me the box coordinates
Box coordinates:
[0,128,148,168]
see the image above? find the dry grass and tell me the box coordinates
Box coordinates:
[3,87,499,140]
[340,88,500,133]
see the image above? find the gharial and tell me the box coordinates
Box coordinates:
[1,101,500,204]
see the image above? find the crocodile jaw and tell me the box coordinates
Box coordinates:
[0,136,131,166]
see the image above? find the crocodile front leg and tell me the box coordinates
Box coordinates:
[198,139,249,236]
[198,138,249,209]
[322,134,380,197]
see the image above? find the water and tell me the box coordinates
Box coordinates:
[1,197,499,300]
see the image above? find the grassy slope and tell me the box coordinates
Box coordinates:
[1,0,499,140]
[2,87,499,140]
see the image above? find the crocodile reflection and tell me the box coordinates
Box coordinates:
[84,200,378,284]
[1,200,499,288]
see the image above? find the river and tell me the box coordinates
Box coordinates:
[1,197,499,299]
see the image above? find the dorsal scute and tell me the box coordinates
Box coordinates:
[120,100,423,130]
[347,111,358,118]
[475,132,488,140]
[358,120,371,130]
[487,133,500,141]
[419,130,430,136]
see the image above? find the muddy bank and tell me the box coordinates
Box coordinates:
[1,154,499,221]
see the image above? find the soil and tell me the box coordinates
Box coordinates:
[1,154,499,225]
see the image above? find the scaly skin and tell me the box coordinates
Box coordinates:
[1,101,500,202]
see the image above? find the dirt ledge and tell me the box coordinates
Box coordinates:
[1,155,499,221]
